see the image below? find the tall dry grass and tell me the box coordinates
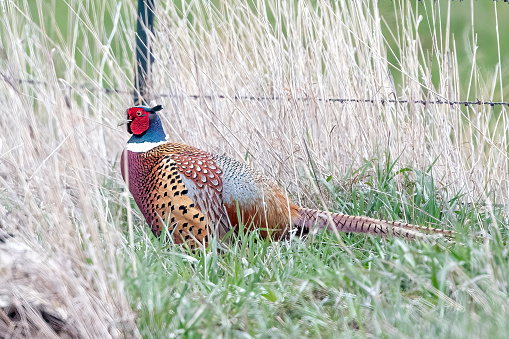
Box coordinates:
[150,0,508,209]
[0,0,139,337]
[0,0,507,336]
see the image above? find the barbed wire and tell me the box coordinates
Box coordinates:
[4,76,509,107]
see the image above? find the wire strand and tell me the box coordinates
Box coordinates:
[5,76,509,107]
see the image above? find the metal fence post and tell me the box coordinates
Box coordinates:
[134,0,156,106]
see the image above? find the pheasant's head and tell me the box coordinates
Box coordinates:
[126,105,163,135]
[123,105,167,149]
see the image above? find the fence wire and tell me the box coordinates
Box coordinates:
[4,76,509,107]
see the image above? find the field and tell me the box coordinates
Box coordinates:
[1,0,508,337]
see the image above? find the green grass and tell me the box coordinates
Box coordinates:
[121,157,508,338]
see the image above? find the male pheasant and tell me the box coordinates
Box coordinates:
[121,105,453,247]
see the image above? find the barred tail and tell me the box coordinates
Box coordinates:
[295,207,455,240]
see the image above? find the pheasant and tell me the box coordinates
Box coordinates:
[120,105,454,247]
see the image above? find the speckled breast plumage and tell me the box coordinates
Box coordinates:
[121,149,161,227]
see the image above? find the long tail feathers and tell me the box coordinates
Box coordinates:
[295,207,455,241]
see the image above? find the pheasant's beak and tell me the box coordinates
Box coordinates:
[117,119,132,127]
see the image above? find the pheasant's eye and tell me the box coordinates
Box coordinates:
[136,111,143,117]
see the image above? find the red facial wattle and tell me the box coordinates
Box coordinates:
[128,107,149,135]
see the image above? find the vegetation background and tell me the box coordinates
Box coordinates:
[1,0,508,337]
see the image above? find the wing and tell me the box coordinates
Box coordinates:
[166,146,231,239]
[147,155,210,247]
